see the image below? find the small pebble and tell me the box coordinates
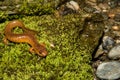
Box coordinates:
[83,5,96,13]
[66,1,80,11]
[16,5,21,8]
[108,44,120,59]
[108,13,115,18]
[96,61,120,80]
[114,14,120,22]
[115,39,120,44]
[112,25,120,31]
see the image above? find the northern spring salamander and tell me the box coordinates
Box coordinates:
[4,20,47,57]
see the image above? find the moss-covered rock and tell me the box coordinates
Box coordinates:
[0,0,68,21]
[0,0,86,21]
[0,13,104,79]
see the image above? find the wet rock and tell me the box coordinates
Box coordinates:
[94,45,104,58]
[108,45,120,59]
[96,61,120,80]
[102,36,115,51]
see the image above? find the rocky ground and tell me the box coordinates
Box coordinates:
[83,0,120,80]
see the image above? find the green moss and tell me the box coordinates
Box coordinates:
[0,14,104,79]
[0,11,8,22]
[18,0,54,15]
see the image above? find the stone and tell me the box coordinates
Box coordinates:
[102,36,115,51]
[66,1,80,11]
[96,61,120,80]
[108,45,120,59]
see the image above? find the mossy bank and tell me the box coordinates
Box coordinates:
[0,13,104,79]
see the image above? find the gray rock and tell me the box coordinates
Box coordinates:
[108,45,120,59]
[102,36,115,51]
[96,61,120,80]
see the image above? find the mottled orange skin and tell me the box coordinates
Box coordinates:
[4,20,47,57]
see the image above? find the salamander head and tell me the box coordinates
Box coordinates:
[35,44,48,57]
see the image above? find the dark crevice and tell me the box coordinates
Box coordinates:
[92,31,104,61]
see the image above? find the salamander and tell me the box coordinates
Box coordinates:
[4,20,47,57]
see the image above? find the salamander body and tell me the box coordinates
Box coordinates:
[4,20,47,57]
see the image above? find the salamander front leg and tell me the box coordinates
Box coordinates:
[29,47,35,54]
[3,37,9,45]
